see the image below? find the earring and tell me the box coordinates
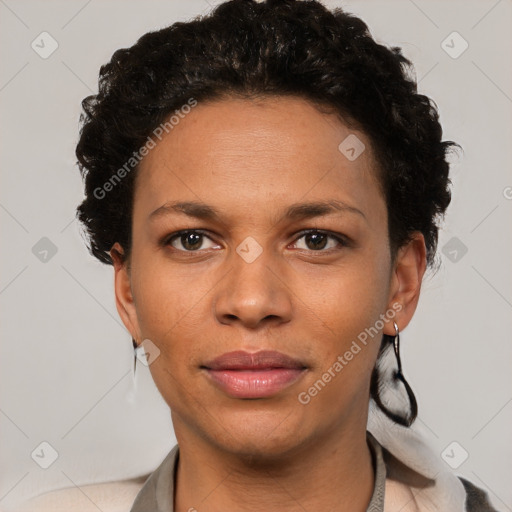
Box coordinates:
[370,321,418,427]
[132,338,138,380]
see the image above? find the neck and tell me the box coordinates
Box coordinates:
[172,416,375,512]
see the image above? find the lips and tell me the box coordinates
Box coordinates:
[202,350,307,399]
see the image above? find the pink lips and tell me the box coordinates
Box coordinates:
[202,350,307,399]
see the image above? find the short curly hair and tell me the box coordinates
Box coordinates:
[75,0,458,270]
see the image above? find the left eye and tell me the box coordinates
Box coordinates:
[291,230,345,252]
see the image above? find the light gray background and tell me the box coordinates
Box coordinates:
[1,0,511,510]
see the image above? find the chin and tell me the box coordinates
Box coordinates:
[205,407,314,463]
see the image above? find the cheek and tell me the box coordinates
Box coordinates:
[300,257,389,384]
[297,276,385,413]
[130,258,213,394]
[309,257,389,332]
[132,266,204,407]
[131,255,202,337]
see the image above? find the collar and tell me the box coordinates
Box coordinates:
[130,432,387,512]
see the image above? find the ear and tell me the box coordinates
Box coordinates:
[384,232,427,336]
[110,242,141,343]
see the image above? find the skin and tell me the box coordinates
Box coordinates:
[111,95,426,512]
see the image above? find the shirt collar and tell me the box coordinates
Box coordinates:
[130,432,387,512]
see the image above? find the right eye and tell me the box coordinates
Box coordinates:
[164,230,220,252]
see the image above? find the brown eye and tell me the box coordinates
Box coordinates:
[166,230,218,252]
[304,232,328,250]
[292,230,346,252]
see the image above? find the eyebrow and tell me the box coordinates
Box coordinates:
[149,199,367,224]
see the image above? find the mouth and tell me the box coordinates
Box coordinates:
[201,350,308,399]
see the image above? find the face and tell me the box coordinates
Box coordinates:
[112,95,424,460]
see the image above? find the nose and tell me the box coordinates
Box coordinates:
[213,246,293,331]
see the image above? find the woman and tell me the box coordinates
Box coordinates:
[16,0,499,510]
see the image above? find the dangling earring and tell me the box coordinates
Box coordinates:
[132,338,138,380]
[370,321,418,427]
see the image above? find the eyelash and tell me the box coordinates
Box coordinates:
[162,229,349,254]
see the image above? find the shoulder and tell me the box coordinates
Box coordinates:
[383,477,500,512]
[7,475,150,512]
[373,434,498,512]
[459,477,499,512]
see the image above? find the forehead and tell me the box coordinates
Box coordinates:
[134,96,385,225]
